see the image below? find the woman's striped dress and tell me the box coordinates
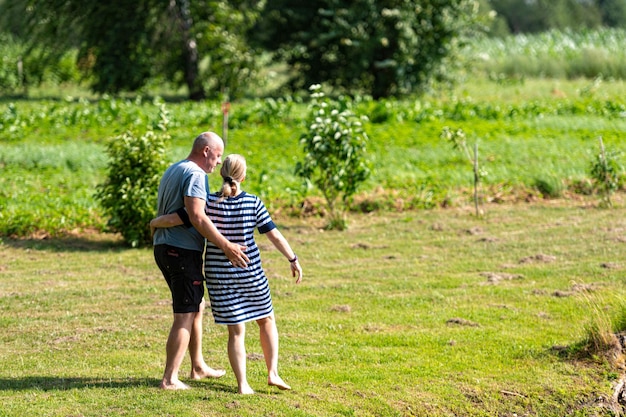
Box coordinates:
[203,191,277,325]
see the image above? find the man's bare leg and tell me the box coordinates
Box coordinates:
[258,314,291,390]
[161,312,195,390]
[228,324,254,394]
[189,298,226,380]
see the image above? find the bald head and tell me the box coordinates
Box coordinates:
[188,131,225,173]
[191,131,224,155]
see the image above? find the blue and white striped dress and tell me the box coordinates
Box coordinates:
[204,191,276,325]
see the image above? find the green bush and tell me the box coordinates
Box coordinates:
[590,139,623,207]
[95,106,169,247]
[533,175,564,198]
[295,85,371,230]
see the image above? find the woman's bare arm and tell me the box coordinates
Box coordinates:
[265,228,302,283]
[150,212,184,237]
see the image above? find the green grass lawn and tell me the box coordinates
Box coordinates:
[1,199,625,416]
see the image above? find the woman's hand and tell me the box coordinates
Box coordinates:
[290,260,302,284]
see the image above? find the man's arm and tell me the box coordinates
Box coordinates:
[185,196,249,268]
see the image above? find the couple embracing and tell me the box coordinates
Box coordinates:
[151,132,302,395]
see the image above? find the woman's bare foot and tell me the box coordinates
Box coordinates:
[160,379,190,390]
[190,366,226,380]
[268,375,291,390]
[238,383,255,395]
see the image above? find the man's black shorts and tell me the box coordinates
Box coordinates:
[154,244,204,313]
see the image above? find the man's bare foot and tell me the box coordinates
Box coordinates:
[268,375,291,390]
[160,379,190,390]
[190,367,226,380]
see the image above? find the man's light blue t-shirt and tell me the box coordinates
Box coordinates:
[153,160,208,251]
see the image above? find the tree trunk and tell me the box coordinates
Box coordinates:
[170,0,205,101]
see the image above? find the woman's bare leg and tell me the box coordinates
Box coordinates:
[257,314,290,390]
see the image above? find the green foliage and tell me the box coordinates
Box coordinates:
[441,126,472,162]
[0,95,166,143]
[10,0,155,94]
[3,75,626,237]
[0,33,81,94]
[441,126,486,215]
[7,0,263,99]
[95,106,170,247]
[81,6,155,94]
[6,0,626,99]
[149,0,264,100]
[228,96,296,127]
[533,175,565,199]
[255,0,481,98]
[488,0,602,33]
[193,0,263,99]
[572,292,626,371]
[0,33,24,92]
[485,0,626,33]
[296,85,370,230]
[600,0,626,28]
[590,137,623,208]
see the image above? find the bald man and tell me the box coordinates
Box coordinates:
[153,131,249,390]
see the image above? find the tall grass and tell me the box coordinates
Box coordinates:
[467,28,626,80]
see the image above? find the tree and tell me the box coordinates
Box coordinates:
[489,0,602,33]
[1,0,262,99]
[79,2,157,94]
[598,0,626,28]
[163,0,204,100]
[186,0,263,99]
[296,85,370,230]
[152,0,263,99]
[253,0,481,98]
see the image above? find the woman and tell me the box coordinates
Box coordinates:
[151,154,302,394]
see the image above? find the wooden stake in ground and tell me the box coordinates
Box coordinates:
[598,136,611,207]
[222,101,230,146]
[473,142,481,217]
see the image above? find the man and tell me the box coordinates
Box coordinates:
[153,131,249,390]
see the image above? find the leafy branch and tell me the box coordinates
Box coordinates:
[441,126,486,216]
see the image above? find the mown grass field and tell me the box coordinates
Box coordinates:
[1,200,626,416]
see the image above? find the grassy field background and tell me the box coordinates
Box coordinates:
[3,26,626,415]
[1,76,626,237]
[1,200,626,416]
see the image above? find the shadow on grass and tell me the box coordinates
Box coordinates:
[0,376,161,391]
[1,223,313,254]
[0,376,237,393]
[1,233,132,253]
